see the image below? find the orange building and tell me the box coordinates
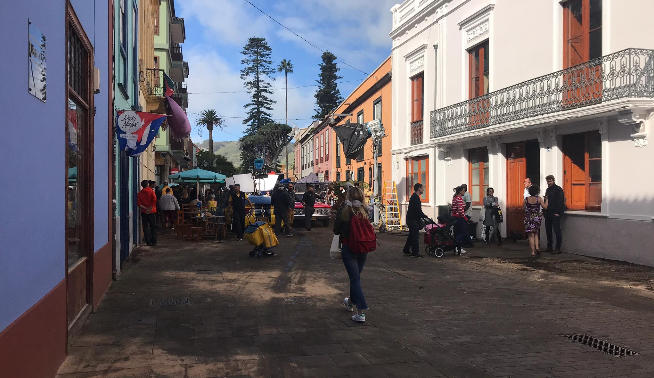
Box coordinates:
[330,56,392,198]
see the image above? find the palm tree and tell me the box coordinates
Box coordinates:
[277,59,294,177]
[198,109,223,167]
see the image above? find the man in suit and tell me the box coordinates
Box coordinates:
[403,183,427,257]
[544,175,565,253]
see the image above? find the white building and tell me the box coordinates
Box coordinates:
[390,0,654,265]
[298,121,318,180]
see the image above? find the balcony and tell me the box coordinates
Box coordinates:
[410,120,423,145]
[142,68,165,97]
[170,60,189,83]
[171,44,183,62]
[171,17,185,45]
[430,48,654,140]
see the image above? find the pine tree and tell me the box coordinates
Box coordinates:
[240,37,276,135]
[314,51,343,120]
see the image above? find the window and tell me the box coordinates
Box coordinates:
[562,131,602,211]
[325,130,329,161]
[563,0,602,67]
[154,2,160,35]
[468,147,489,205]
[357,167,364,183]
[373,98,382,156]
[118,0,128,94]
[410,74,424,145]
[406,156,429,202]
[411,73,424,122]
[324,171,329,181]
[356,111,364,162]
[315,137,318,165]
[377,163,382,194]
[468,41,489,99]
[369,167,373,187]
[336,171,341,181]
[346,170,351,181]
[335,136,341,168]
[132,4,139,101]
[320,133,324,161]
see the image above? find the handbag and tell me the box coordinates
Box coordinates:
[329,235,342,259]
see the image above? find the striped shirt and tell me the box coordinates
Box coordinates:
[451,195,466,218]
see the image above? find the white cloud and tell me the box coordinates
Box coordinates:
[178,0,271,46]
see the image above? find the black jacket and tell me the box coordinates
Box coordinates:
[545,184,565,215]
[406,193,427,223]
[272,188,291,212]
[302,191,316,208]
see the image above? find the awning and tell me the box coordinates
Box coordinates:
[297,172,319,183]
[333,122,370,160]
[169,168,226,183]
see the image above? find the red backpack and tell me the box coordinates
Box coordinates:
[345,214,377,253]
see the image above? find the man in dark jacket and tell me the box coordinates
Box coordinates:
[302,185,316,231]
[544,175,565,253]
[272,185,292,236]
[231,184,248,240]
[403,183,427,257]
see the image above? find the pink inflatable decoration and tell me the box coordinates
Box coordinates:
[166,96,191,138]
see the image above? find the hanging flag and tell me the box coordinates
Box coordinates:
[163,72,176,97]
[116,110,167,156]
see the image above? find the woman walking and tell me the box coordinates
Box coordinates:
[451,186,467,255]
[524,185,548,258]
[334,186,371,323]
[483,188,502,245]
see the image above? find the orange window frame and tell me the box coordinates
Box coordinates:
[406,156,429,203]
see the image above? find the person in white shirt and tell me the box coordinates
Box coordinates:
[523,178,532,199]
[159,188,180,229]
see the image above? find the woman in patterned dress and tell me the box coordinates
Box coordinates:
[524,185,548,257]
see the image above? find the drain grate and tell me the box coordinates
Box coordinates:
[562,334,638,357]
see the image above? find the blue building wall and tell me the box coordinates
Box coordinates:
[0,0,110,333]
[0,0,66,332]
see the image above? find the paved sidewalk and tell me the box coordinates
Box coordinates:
[58,228,654,377]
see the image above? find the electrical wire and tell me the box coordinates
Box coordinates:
[241,0,369,76]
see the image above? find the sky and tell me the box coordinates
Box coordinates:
[178,0,398,143]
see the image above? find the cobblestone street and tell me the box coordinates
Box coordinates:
[58,228,654,377]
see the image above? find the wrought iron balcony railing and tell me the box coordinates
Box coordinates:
[430,48,654,139]
[410,120,423,145]
[142,68,164,97]
[171,44,183,62]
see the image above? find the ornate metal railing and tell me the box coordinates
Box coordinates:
[142,68,164,97]
[410,120,423,145]
[171,44,183,61]
[430,48,654,138]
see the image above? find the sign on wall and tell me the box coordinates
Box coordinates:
[28,19,47,102]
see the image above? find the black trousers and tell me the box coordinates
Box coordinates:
[545,214,562,250]
[274,210,291,235]
[403,222,420,255]
[232,212,245,239]
[304,207,314,230]
[141,213,157,245]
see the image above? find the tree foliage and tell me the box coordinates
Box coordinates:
[240,123,293,171]
[240,37,276,135]
[196,151,237,177]
[314,51,342,120]
[197,109,223,159]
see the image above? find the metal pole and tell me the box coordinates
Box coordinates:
[284,70,289,179]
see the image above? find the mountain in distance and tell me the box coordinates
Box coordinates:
[196,140,295,170]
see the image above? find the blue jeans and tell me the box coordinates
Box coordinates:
[341,244,368,310]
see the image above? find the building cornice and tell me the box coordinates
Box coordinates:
[457,3,494,28]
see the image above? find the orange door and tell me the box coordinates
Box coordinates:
[506,143,526,239]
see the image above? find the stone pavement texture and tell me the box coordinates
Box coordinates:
[58,227,654,377]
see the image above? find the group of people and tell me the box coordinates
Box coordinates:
[523,175,565,258]
[401,174,565,258]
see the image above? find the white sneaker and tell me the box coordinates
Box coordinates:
[351,313,366,323]
[343,297,354,312]
[459,249,467,255]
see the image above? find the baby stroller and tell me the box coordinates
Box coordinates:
[424,217,457,258]
[244,221,278,258]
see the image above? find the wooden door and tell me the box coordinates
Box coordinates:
[506,142,526,239]
[563,133,587,210]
